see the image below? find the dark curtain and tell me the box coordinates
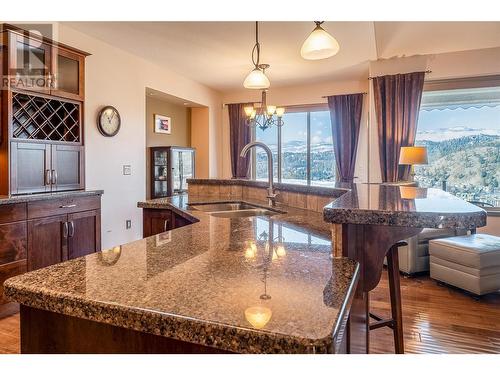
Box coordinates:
[327,93,364,183]
[372,71,425,182]
[228,103,252,178]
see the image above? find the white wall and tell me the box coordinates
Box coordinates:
[57,24,222,248]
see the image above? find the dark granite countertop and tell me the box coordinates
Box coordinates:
[0,189,103,205]
[5,194,359,354]
[323,184,486,229]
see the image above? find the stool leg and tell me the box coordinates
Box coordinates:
[387,245,404,354]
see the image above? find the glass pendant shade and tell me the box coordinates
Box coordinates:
[276,107,285,117]
[244,106,255,117]
[243,68,270,89]
[300,24,340,60]
[266,105,276,116]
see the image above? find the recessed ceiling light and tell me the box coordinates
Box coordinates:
[183,102,189,106]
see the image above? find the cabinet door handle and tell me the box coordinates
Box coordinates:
[63,221,69,238]
[164,219,169,231]
[60,204,76,209]
[51,170,58,185]
[45,170,52,185]
[68,221,75,238]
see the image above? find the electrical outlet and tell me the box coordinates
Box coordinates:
[126,220,131,229]
[123,165,131,175]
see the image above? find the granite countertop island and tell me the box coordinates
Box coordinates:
[5,193,359,354]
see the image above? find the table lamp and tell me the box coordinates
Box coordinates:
[399,146,428,182]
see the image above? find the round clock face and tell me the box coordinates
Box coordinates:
[97,106,121,137]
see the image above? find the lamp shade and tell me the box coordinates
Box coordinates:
[399,186,428,200]
[243,68,270,89]
[300,24,340,60]
[399,146,428,165]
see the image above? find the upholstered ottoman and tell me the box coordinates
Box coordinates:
[429,234,500,296]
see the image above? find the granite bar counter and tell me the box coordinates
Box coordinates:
[5,193,359,354]
[322,183,487,353]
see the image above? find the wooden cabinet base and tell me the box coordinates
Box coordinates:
[20,306,230,354]
[142,208,193,238]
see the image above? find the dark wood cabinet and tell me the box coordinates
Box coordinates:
[143,209,173,238]
[27,214,66,271]
[142,208,193,238]
[67,209,101,260]
[150,147,195,199]
[10,142,51,194]
[1,24,89,196]
[51,47,85,101]
[8,32,52,94]
[0,195,101,315]
[27,196,102,270]
[10,141,84,194]
[6,28,85,100]
[51,144,85,192]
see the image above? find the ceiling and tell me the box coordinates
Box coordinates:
[65,21,500,92]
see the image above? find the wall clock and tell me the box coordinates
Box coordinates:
[97,106,121,137]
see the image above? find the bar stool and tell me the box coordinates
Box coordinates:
[369,241,406,354]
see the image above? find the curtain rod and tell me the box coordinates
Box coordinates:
[368,70,432,80]
[321,92,367,99]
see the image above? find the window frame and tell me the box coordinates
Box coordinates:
[251,103,332,185]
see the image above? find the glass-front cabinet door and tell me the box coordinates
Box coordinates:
[8,32,52,93]
[150,147,196,198]
[171,150,181,193]
[180,150,194,192]
[51,47,85,101]
[152,149,169,198]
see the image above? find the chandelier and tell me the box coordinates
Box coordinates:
[244,90,285,131]
[243,22,285,131]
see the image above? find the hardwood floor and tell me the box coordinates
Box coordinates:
[0,271,499,354]
[370,271,500,354]
[0,313,19,354]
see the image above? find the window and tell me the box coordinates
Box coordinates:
[281,112,308,184]
[255,124,278,182]
[252,106,335,186]
[415,84,500,207]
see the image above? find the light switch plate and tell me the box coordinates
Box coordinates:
[123,165,131,175]
[126,220,131,229]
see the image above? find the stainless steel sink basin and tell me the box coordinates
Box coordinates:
[188,202,284,218]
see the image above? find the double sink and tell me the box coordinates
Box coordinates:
[188,202,285,218]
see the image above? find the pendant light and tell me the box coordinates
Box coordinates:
[300,21,340,60]
[243,22,270,89]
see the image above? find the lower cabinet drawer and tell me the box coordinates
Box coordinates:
[0,203,27,225]
[28,195,101,219]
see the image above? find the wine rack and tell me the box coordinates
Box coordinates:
[12,91,81,143]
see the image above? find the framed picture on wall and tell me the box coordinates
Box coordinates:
[154,114,171,134]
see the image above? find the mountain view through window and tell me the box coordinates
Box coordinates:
[255,109,335,186]
[415,87,500,207]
